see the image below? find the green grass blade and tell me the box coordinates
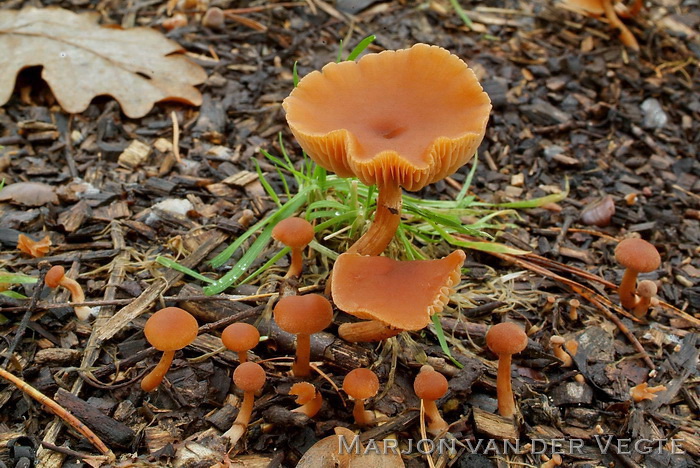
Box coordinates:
[0,273,37,284]
[448,0,474,28]
[494,179,569,209]
[456,154,478,202]
[156,256,216,284]
[292,61,299,87]
[254,160,281,207]
[204,190,310,294]
[1,291,28,299]
[432,314,464,369]
[346,35,376,61]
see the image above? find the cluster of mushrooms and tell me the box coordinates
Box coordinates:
[39,43,666,461]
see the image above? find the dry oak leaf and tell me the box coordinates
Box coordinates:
[0,7,207,118]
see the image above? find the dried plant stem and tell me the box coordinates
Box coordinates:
[0,367,115,462]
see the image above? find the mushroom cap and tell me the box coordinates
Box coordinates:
[414,365,448,401]
[550,336,566,346]
[331,250,465,331]
[233,361,266,392]
[290,382,316,404]
[143,307,199,352]
[45,265,65,288]
[221,322,260,353]
[343,368,379,400]
[637,280,657,298]
[283,43,491,192]
[272,217,315,249]
[273,294,333,335]
[614,238,661,273]
[486,322,528,356]
[562,0,605,15]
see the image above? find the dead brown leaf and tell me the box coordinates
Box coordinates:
[0,7,207,118]
[0,182,58,206]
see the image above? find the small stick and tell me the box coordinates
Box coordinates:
[0,367,115,462]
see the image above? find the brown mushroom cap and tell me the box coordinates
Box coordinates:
[144,307,199,352]
[45,265,65,288]
[414,366,448,401]
[636,280,657,297]
[221,323,260,353]
[332,250,465,331]
[486,322,528,356]
[272,217,315,249]
[233,361,266,392]
[614,238,661,273]
[273,294,333,335]
[283,43,491,192]
[343,368,379,400]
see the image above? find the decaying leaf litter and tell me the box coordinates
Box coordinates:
[0,0,698,467]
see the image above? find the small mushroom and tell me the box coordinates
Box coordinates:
[290,382,323,418]
[485,322,528,418]
[223,361,266,444]
[283,44,491,256]
[45,265,92,321]
[630,382,666,402]
[614,238,661,309]
[550,336,573,367]
[141,307,199,392]
[343,368,379,426]
[202,7,225,30]
[568,298,580,321]
[221,322,260,363]
[17,234,51,258]
[562,0,639,50]
[413,365,449,435]
[273,294,333,377]
[271,217,315,278]
[333,250,465,342]
[632,280,657,318]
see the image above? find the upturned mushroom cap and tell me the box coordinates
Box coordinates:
[332,250,465,331]
[221,323,260,353]
[343,368,379,400]
[144,307,199,352]
[414,365,448,401]
[562,0,605,14]
[272,217,315,249]
[615,238,661,273]
[486,322,528,356]
[233,362,266,392]
[283,43,491,192]
[290,382,316,404]
[273,294,333,335]
[45,265,65,288]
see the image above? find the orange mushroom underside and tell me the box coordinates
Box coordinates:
[331,250,465,331]
[283,43,491,191]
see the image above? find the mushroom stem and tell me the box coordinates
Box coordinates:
[293,333,311,377]
[141,350,175,392]
[338,320,402,342]
[59,276,93,320]
[348,181,403,256]
[496,353,516,418]
[352,399,373,426]
[237,351,248,364]
[222,390,255,443]
[618,268,639,309]
[423,399,449,434]
[286,247,304,278]
[601,0,639,50]
[291,383,323,418]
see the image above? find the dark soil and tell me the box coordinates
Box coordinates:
[0,0,698,467]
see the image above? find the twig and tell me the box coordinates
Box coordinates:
[2,264,48,369]
[0,367,115,462]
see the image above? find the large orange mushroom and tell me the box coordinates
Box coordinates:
[333,250,465,342]
[283,44,491,256]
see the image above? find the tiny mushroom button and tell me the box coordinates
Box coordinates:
[414,365,449,435]
[614,238,661,309]
[271,217,315,278]
[141,307,199,392]
[223,361,267,445]
[273,294,333,377]
[485,322,528,418]
[221,322,260,364]
[343,368,380,426]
